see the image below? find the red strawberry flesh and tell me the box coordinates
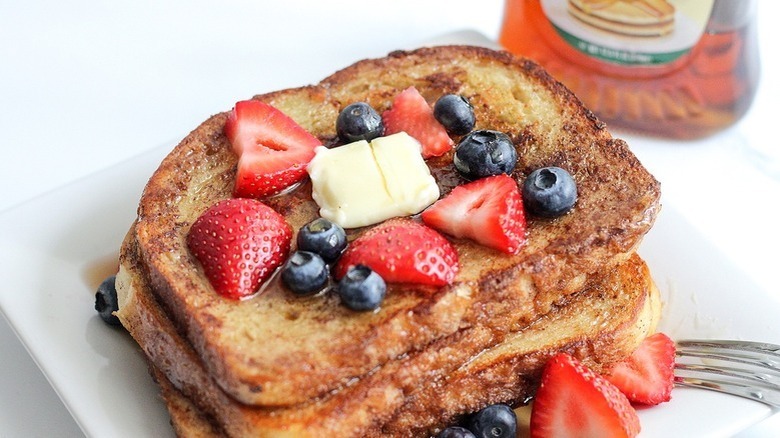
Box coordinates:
[224,100,320,198]
[334,218,459,287]
[187,198,292,299]
[606,332,676,405]
[382,86,454,158]
[531,352,641,438]
[422,174,526,254]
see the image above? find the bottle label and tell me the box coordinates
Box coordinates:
[541,0,715,66]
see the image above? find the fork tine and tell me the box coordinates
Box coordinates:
[677,339,780,357]
[676,363,780,388]
[674,339,780,407]
[677,340,780,374]
[674,375,780,407]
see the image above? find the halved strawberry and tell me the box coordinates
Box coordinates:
[531,353,641,438]
[224,100,321,198]
[333,218,459,287]
[605,332,676,405]
[421,174,526,254]
[382,86,454,158]
[187,198,292,299]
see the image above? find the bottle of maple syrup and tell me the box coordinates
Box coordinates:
[499,0,760,139]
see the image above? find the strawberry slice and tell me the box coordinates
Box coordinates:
[187,198,292,299]
[382,86,454,158]
[605,333,676,405]
[531,353,641,438]
[334,218,459,287]
[224,100,321,198]
[421,174,526,254]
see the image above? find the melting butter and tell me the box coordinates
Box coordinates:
[307,132,440,228]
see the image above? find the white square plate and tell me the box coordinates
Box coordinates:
[2,139,779,437]
[2,31,780,435]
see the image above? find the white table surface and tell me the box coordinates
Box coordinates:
[1,1,779,436]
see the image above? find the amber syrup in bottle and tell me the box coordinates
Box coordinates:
[499,0,760,139]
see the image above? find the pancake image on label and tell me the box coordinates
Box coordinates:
[568,0,676,37]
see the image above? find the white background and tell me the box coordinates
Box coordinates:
[1,0,779,436]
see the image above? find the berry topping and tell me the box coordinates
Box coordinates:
[94,275,121,326]
[530,353,641,438]
[334,218,459,287]
[224,99,320,198]
[382,86,454,158]
[453,130,517,180]
[522,167,578,218]
[466,404,517,438]
[605,333,676,405]
[422,174,526,254]
[434,94,475,135]
[437,426,477,438]
[187,198,292,299]
[336,102,384,143]
[280,251,329,296]
[337,265,387,311]
[296,218,348,263]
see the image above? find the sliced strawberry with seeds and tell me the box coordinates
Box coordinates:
[187,198,292,299]
[606,332,676,405]
[334,218,459,287]
[421,174,526,254]
[531,352,641,438]
[224,100,320,198]
[382,86,454,158]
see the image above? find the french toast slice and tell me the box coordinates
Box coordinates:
[130,45,660,406]
[117,226,660,437]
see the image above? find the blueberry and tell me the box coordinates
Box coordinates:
[336,102,384,143]
[522,166,578,218]
[337,265,386,311]
[281,251,329,296]
[454,130,517,180]
[437,426,477,438]
[434,94,475,135]
[297,218,348,263]
[94,275,121,326]
[466,404,517,438]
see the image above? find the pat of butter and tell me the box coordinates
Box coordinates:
[307,132,440,228]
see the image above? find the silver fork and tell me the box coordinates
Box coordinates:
[674,339,780,407]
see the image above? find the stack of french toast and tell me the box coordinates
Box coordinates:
[114,45,663,436]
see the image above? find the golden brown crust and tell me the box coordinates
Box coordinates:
[118,225,659,437]
[378,254,661,436]
[150,365,226,438]
[130,45,661,407]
